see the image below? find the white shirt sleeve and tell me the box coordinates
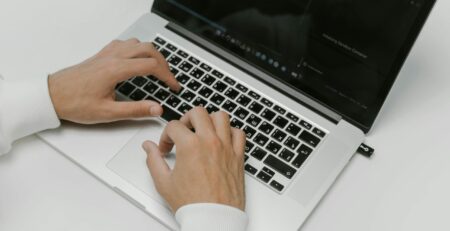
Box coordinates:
[175,203,248,231]
[0,74,61,155]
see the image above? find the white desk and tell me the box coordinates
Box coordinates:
[1,1,449,230]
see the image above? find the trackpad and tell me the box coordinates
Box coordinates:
[106,121,175,207]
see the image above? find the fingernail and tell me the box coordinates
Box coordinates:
[150,105,163,116]
[142,141,152,153]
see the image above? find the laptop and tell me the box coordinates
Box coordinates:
[39,0,436,230]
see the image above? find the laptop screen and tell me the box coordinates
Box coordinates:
[153,0,435,132]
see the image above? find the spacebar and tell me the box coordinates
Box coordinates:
[161,105,182,122]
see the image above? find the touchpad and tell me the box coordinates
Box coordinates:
[106,121,176,206]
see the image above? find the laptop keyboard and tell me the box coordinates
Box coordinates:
[116,36,328,194]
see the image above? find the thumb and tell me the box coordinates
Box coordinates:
[109,100,163,120]
[143,141,171,194]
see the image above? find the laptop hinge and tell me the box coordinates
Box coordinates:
[166,22,342,125]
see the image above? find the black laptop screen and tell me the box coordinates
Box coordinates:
[153,0,434,132]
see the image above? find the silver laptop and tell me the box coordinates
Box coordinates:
[39,0,435,230]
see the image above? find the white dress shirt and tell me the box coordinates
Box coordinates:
[0,74,248,231]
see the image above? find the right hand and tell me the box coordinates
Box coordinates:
[142,107,247,212]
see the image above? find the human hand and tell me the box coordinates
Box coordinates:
[143,107,247,212]
[48,38,181,124]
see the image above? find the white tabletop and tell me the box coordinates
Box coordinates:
[1,1,449,231]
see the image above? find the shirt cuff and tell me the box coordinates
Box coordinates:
[175,203,248,231]
[0,75,61,154]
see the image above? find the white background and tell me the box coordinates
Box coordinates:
[1,0,450,230]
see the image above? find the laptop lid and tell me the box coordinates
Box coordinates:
[151,0,435,133]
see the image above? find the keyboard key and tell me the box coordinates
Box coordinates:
[176,50,189,58]
[168,55,182,66]
[154,89,171,101]
[286,123,302,136]
[192,97,208,107]
[245,164,257,175]
[132,77,148,87]
[236,83,248,93]
[257,171,272,183]
[154,37,167,45]
[243,126,257,139]
[129,89,147,101]
[223,100,237,113]
[188,56,200,65]
[279,149,295,162]
[201,74,216,85]
[292,152,308,168]
[159,48,171,58]
[299,131,320,147]
[176,73,191,84]
[180,90,196,102]
[169,66,180,75]
[166,43,177,52]
[251,147,267,161]
[270,180,284,192]
[299,120,313,130]
[273,116,289,129]
[284,137,300,150]
[145,95,159,103]
[200,63,212,72]
[236,95,252,107]
[177,103,192,114]
[261,109,276,121]
[262,167,275,178]
[179,61,194,72]
[254,133,269,146]
[245,141,255,153]
[166,95,182,108]
[266,141,282,154]
[246,114,262,127]
[187,80,201,91]
[264,155,296,179]
[297,144,313,156]
[205,104,219,113]
[118,82,136,95]
[143,82,159,94]
[234,107,250,120]
[224,88,240,100]
[147,75,158,82]
[244,155,249,162]
[258,122,275,135]
[271,129,287,142]
[248,91,261,100]
[223,77,236,86]
[152,43,160,50]
[286,113,299,122]
[273,105,286,115]
[261,98,274,107]
[115,82,123,90]
[211,93,225,106]
[211,70,224,78]
[231,118,244,129]
[198,86,214,98]
[157,79,169,88]
[212,81,227,92]
[190,68,205,79]
[248,102,264,114]
[161,105,182,122]
[170,86,184,95]
[312,128,326,138]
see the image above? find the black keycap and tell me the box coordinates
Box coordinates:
[211,93,225,106]
[234,107,250,120]
[236,95,252,107]
[300,120,313,130]
[273,105,286,115]
[170,86,184,96]
[224,88,240,100]
[187,80,201,91]
[132,77,148,87]
[179,61,194,72]
[168,55,182,66]
[236,83,248,93]
[312,128,326,138]
[262,167,275,177]
[254,133,269,146]
[223,77,236,86]
[258,122,275,135]
[192,97,208,107]
[264,155,297,179]
[201,74,216,85]
[292,152,308,168]
[176,50,189,58]
[115,82,123,90]
[270,180,285,192]
[169,66,180,76]
[176,73,191,84]
[297,144,313,156]
[248,91,261,100]
[190,68,205,79]
[261,98,274,107]
[284,137,300,150]
[180,90,196,102]
[246,114,262,127]
[211,70,224,78]
[231,118,245,129]
[248,102,263,114]
[243,126,257,139]
[261,109,276,121]
[188,56,200,65]
[154,37,166,45]
[223,100,237,113]
[245,164,257,175]
[286,113,299,122]
[152,43,160,50]
[157,80,168,88]
[200,63,212,72]
[212,81,227,92]
[166,95,182,108]
[251,147,267,161]
[279,149,295,162]
[143,82,159,94]
[198,86,214,98]
[273,116,289,129]
[244,155,249,162]
[166,43,177,52]
[160,48,171,58]
[118,82,136,96]
[266,141,282,155]
[286,123,302,136]
[205,104,219,113]
[245,141,254,153]
[177,103,193,114]
[257,171,272,183]
[145,95,159,103]
[129,89,147,101]
[154,89,171,101]
[161,105,182,122]
[147,75,158,82]
[299,131,320,147]
[271,129,287,142]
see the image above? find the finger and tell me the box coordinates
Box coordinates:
[231,128,246,157]
[210,111,232,145]
[106,100,163,121]
[124,38,141,45]
[143,141,171,194]
[159,120,194,154]
[180,107,215,137]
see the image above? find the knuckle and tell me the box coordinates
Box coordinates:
[192,106,207,115]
